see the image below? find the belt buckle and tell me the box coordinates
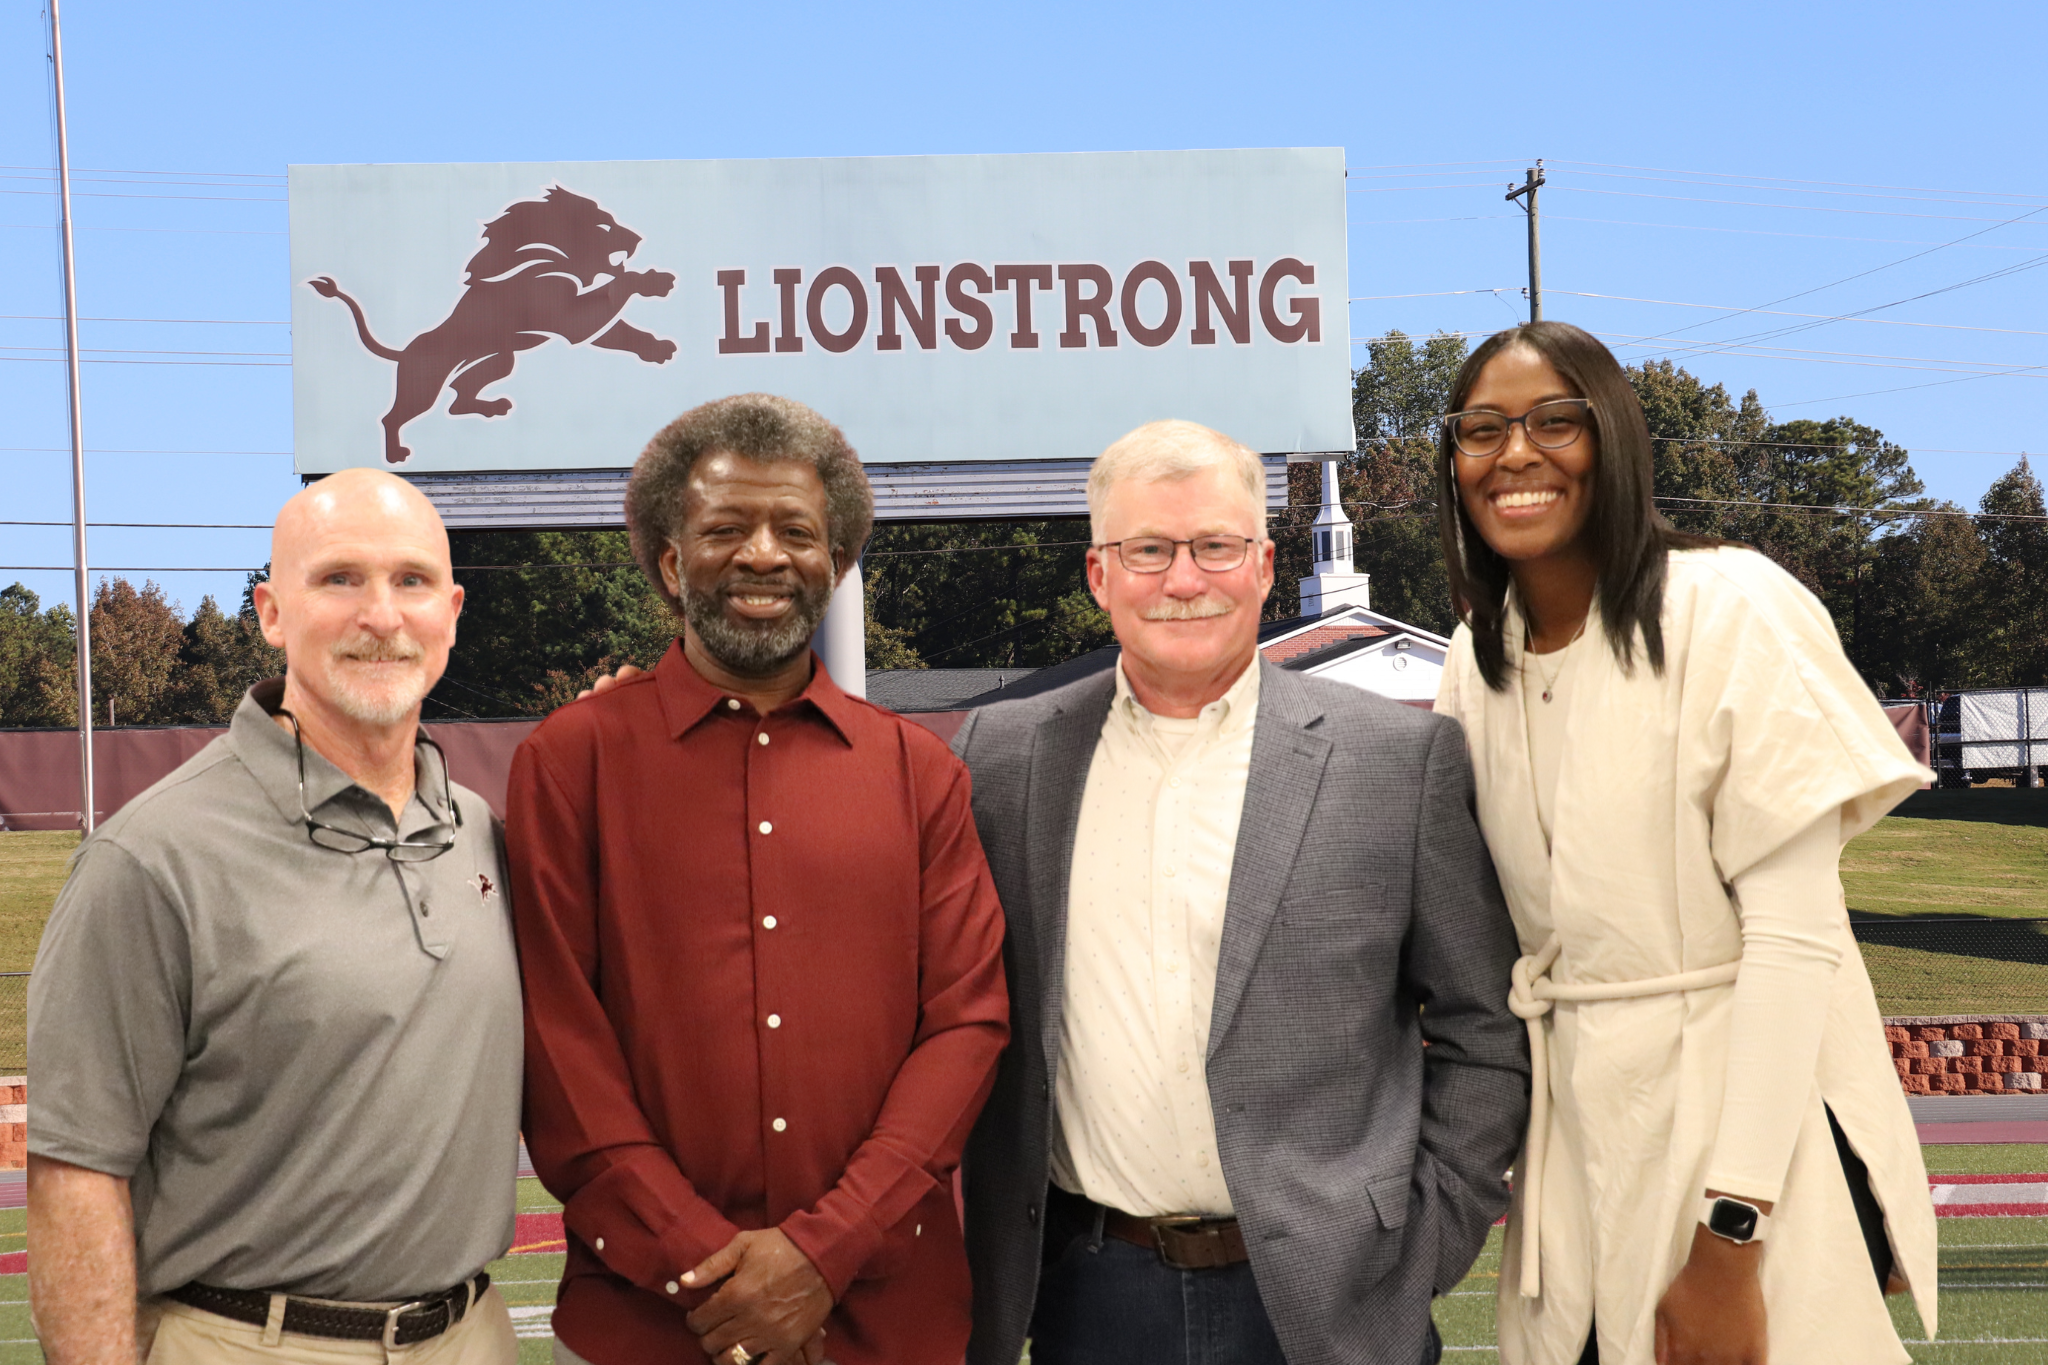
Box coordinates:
[382,1300,430,1351]
[1148,1215,1205,1270]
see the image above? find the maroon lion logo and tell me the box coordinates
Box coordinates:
[308,185,676,464]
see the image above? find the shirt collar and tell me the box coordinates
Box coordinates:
[229,678,454,829]
[1110,652,1261,738]
[652,637,859,746]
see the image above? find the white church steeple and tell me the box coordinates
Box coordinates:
[1299,458,1372,617]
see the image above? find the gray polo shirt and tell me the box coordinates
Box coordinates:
[29,680,522,1300]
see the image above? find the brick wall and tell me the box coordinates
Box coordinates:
[1888,1021,2048,1095]
[0,1077,22,1169]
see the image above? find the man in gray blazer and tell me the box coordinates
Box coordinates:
[950,420,1528,1365]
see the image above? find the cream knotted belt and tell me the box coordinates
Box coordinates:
[1505,934,1740,1298]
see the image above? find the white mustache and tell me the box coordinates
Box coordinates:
[1141,596,1235,621]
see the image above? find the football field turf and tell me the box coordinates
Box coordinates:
[0,1156,2035,1363]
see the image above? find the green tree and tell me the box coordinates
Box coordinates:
[1627,359,1761,536]
[1975,457,2048,687]
[0,585,77,727]
[163,595,286,722]
[440,531,674,716]
[863,520,1112,668]
[1858,505,1991,696]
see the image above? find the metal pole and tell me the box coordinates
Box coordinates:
[48,0,95,833]
[817,558,866,699]
[1506,160,1546,323]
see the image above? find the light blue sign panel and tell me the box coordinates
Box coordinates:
[291,148,1351,474]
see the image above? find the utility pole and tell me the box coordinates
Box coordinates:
[1506,160,1545,323]
[48,0,96,833]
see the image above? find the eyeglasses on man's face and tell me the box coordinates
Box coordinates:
[281,707,462,862]
[1442,398,1594,460]
[1096,535,1258,574]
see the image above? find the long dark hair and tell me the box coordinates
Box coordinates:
[1436,321,1719,690]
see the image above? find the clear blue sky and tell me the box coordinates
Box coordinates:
[4,1,2045,618]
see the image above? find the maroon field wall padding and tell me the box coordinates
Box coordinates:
[1,719,542,830]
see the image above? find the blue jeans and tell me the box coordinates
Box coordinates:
[1029,1192,1443,1365]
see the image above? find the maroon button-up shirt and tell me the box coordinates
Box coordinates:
[508,643,1009,1365]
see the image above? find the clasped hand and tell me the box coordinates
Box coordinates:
[682,1228,831,1365]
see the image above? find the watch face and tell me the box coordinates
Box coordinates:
[1709,1198,1759,1242]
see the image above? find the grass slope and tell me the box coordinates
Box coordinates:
[0,836,73,975]
[1840,791,2048,1016]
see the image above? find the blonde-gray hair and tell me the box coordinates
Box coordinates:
[1086,420,1267,543]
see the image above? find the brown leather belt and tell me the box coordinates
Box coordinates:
[1100,1207,1250,1271]
[166,1273,489,1348]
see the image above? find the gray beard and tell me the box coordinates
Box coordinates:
[680,577,834,677]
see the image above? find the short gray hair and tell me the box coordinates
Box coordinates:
[625,393,874,609]
[1086,419,1267,543]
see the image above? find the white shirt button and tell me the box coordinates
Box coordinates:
[757,732,770,745]
[1165,960,1181,973]
[1169,778,1181,788]
[595,1237,605,1251]
[665,1281,679,1295]
[1163,867,1176,878]
[767,1013,782,1029]
[914,1224,922,1236]
[772,1117,787,1133]
[758,821,773,835]
[1197,1152,1211,1168]
[1177,1057,1190,1074]
[762,915,777,929]
[726,698,742,710]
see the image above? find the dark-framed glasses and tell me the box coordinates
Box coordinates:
[279,707,462,862]
[1098,535,1258,574]
[1442,398,1594,459]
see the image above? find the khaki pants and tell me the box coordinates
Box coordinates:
[136,1286,517,1365]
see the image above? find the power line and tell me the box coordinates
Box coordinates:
[2,345,289,358]
[0,186,285,204]
[1,354,288,367]
[1554,185,2035,226]
[1543,215,2048,254]
[1,173,287,192]
[0,222,286,236]
[0,162,283,180]
[1545,289,2048,337]
[1589,202,2048,359]
[0,313,287,325]
[0,447,289,455]
[1558,168,2048,211]
[1548,159,2048,203]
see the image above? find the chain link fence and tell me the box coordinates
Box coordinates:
[0,973,23,1075]
[1851,916,2048,1018]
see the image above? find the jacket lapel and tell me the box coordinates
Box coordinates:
[1026,670,1117,1078]
[1209,662,1332,1058]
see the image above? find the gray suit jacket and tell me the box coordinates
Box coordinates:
[951,660,1528,1365]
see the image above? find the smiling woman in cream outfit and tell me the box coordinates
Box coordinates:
[1430,322,1937,1365]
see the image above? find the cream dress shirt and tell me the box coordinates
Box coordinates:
[1050,656,1260,1217]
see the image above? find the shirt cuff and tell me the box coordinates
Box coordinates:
[779,1202,886,1301]
[561,1155,742,1295]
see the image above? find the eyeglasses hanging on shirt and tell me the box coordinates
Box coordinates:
[277,707,463,862]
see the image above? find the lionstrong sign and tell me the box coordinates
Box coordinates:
[289,147,1352,474]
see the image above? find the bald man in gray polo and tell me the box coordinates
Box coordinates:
[27,470,522,1364]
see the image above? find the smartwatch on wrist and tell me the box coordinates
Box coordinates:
[1699,1195,1770,1245]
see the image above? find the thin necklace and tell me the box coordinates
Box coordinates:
[1527,618,1589,703]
